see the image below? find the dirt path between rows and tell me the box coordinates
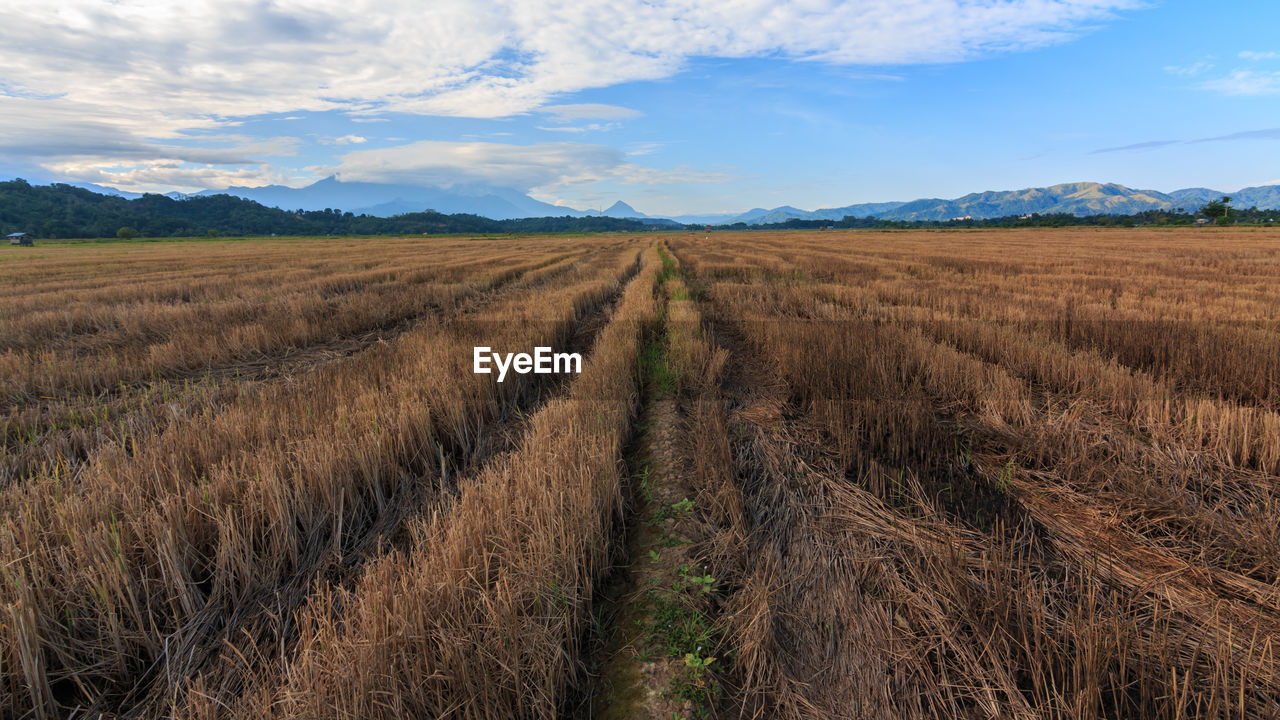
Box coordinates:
[583,395,698,719]
[573,249,726,720]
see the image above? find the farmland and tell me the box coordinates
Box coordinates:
[3,227,1280,719]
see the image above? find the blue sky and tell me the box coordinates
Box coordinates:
[1,1,1278,215]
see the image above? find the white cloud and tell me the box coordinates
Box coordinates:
[539,104,643,122]
[531,104,640,133]
[48,162,302,193]
[0,96,299,167]
[626,143,664,156]
[1188,51,1280,95]
[309,133,371,145]
[0,1,1137,194]
[316,141,620,190]
[535,123,621,133]
[314,140,733,194]
[1,1,1137,123]
[1164,61,1212,77]
[1202,70,1280,96]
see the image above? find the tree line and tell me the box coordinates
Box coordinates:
[0,180,662,239]
[2,180,1275,239]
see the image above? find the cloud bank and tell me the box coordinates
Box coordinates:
[1,1,1139,120]
[315,140,732,194]
[0,0,1139,192]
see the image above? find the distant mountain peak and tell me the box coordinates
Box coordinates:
[602,200,643,218]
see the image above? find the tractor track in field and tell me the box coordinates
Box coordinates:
[572,248,735,720]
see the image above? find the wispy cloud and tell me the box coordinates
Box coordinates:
[1187,127,1280,143]
[535,123,622,133]
[538,104,643,122]
[1092,127,1280,154]
[626,143,664,156]
[1091,140,1180,154]
[531,104,642,134]
[1189,49,1280,95]
[1201,69,1280,95]
[1164,61,1213,77]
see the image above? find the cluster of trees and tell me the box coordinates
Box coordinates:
[0,180,662,239]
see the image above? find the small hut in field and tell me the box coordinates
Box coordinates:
[7,232,33,246]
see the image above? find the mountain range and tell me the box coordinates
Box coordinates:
[190,178,695,226]
[183,178,1280,224]
[192,177,583,219]
[713,182,1280,224]
[8,175,1280,224]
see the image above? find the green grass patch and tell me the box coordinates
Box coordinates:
[639,338,679,399]
[646,592,714,659]
[657,244,678,283]
[652,497,694,524]
[645,591,720,719]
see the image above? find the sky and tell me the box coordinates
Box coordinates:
[1,0,1278,216]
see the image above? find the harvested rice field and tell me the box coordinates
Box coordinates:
[4,227,1280,719]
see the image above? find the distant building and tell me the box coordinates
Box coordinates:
[7,232,32,246]
[1195,218,1210,225]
